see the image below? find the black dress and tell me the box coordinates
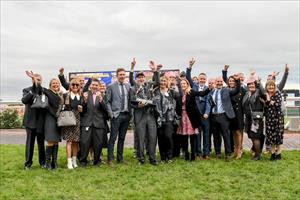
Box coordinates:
[61,93,83,142]
[265,91,284,145]
[44,89,61,142]
[229,87,246,131]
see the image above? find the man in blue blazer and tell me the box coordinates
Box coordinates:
[186,58,211,159]
[208,75,241,161]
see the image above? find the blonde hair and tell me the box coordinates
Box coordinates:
[160,75,170,89]
[69,78,82,94]
[265,80,276,92]
[181,78,191,94]
[49,78,60,88]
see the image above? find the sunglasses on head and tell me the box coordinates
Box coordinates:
[71,83,79,87]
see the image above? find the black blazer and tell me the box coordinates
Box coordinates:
[81,91,108,129]
[178,89,210,129]
[21,84,47,133]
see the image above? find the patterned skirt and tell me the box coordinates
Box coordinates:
[61,110,80,142]
[177,110,197,135]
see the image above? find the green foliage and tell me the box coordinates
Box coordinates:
[0,109,22,129]
[0,145,299,200]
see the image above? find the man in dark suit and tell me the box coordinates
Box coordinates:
[208,76,240,161]
[79,79,108,166]
[106,68,131,165]
[129,59,159,165]
[186,58,211,159]
[22,71,46,169]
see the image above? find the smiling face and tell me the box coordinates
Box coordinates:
[266,80,276,94]
[247,82,256,93]
[49,79,60,92]
[70,79,80,93]
[180,79,190,92]
[198,74,206,86]
[99,82,106,93]
[228,77,236,88]
[215,77,223,89]
[90,80,100,93]
[117,69,126,83]
[136,75,145,85]
[160,76,169,89]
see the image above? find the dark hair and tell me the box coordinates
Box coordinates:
[92,78,100,84]
[116,68,126,75]
[198,73,207,77]
[227,76,236,87]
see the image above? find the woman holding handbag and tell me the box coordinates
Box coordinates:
[60,78,84,169]
[43,78,63,170]
[242,75,265,161]
[265,80,284,161]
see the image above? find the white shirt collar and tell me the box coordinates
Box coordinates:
[70,92,80,100]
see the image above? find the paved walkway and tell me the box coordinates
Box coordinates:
[0,129,299,150]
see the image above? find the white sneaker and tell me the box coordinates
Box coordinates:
[72,156,78,168]
[67,158,74,169]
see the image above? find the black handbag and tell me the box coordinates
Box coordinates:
[250,105,264,120]
[31,93,49,109]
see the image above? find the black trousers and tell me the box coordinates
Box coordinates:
[211,114,232,156]
[157,122,174,161]
[181,134,196,155]
[80,126,105,165]
[24,128,45,167]
[172,125,181,157]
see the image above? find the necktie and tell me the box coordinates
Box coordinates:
[214,89,219,113]
[93,93,96,105]
[120,83,125,111]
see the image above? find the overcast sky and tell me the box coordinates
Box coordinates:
[1,1,299,101]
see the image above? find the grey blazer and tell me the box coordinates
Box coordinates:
[106,81,131,118]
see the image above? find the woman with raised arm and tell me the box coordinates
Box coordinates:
[177,78,210,161]
[43,78,63,170]
[60,78,84,169]
[265,80,284,161]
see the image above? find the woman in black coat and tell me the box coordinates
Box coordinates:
[226,75,247,159]
[177,78,210,161]
[43,78,62,170]
[242,77,265,161]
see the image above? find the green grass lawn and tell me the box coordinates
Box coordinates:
[0,145,299,200]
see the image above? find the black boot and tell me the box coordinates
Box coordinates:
[270,153,276,161]
[51,144,59,169]
[45,146,53,170]
[190,153,195,161]
[275,154,281,160]
[185,152,190,161]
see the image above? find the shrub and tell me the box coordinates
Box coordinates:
[0,109,22,129]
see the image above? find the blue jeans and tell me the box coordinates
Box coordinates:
[196,118,210,156]
[107,113,130,161]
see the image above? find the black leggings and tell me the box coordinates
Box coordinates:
[181,134,196,155]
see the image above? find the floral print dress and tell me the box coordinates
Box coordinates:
[265,90,284,145]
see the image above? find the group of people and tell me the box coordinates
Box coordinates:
[22,58,288,170]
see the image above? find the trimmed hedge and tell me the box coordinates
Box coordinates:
[0,109,22,129]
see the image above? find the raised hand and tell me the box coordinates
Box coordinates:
[285,64,289,73]
[59,67,64,75]
[149,60,157,71]
[189,58,196,68]
[25,70,34,79]
[157,64,163,71]
[271,71,280,77]
[131,58,136,71]
[224,65,230,71]
[233,73,239,80]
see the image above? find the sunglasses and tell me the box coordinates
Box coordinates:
[71,83,79,87]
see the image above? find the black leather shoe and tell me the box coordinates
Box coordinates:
[138,160,145,165]
[270,153,276,161]
[24,166,32,170]
[252,154,261,161]
[275,154,281,160]
[190,153,196,161]
[185,152,190,161]
[150,160,157,166]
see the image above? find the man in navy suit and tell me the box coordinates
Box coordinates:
[208,75,241,161]
[186,58,211,159]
